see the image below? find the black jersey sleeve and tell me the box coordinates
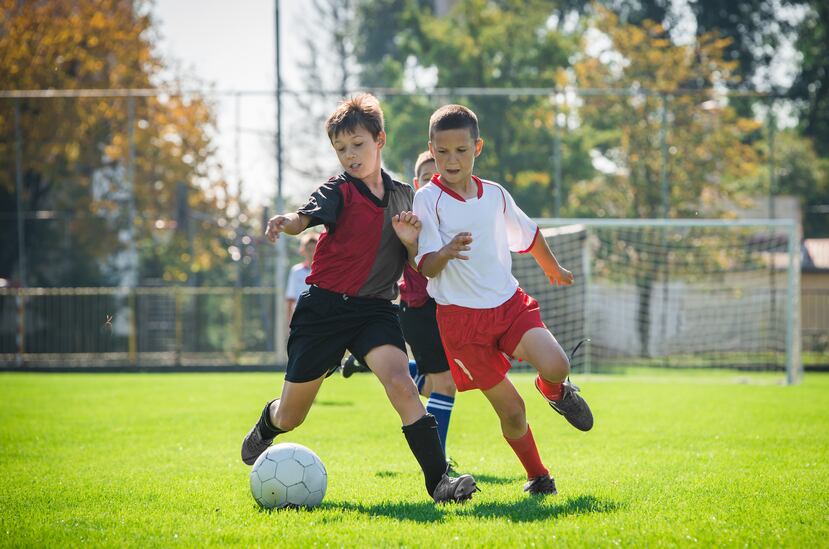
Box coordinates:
[297,178,343,230]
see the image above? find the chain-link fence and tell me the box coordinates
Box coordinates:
[0,87,810,370]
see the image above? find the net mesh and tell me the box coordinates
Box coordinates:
[512,221,797,373]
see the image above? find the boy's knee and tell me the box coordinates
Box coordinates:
[385,371,420,399]
[541,353,570,382]
[500,400,527,428]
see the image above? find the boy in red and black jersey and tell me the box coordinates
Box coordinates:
[240,94,477,504]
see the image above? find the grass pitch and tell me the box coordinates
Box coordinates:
[1,370,827,547]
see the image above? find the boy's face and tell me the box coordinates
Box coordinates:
[331,126,385,181]
[300,239,317,263]
[429,128,483,187]
[414,160,437,189]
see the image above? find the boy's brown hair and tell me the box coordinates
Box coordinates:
[325,93,385,141]
[428,104,479,141]
[414,150,435,176]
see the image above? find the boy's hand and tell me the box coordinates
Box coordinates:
[546,264,574,286]
[392,211,421,247]
[265,215,290,242]
[440,232,473,261]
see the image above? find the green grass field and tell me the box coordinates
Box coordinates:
[1,370,828,547]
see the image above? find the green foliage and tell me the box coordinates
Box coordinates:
[747,130,829,237]
[789,1,829,154]
[1,371,828,546]
[0,0,243,286]
[571,8,764,219]
[355,0,590,215]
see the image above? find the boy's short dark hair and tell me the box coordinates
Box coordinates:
[429,104,479,141]
[414,150,435,176]
[325,93,385,141]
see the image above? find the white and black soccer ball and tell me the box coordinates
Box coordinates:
[250,443,327,509]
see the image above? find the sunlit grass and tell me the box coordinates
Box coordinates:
[1,371,827,547]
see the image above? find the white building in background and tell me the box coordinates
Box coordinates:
[434,0,459,17]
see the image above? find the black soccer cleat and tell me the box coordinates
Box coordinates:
[523,474,558,496]
[536,377,594,431]
[341,354,370,378]
[241,399,279,466]
[432,473,479,504]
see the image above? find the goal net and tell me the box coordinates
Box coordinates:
[512,219,801,382]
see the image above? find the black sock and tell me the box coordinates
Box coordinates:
[402,414,449,496]
[257,400,284,439]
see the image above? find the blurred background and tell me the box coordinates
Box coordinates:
[0,0,826,374]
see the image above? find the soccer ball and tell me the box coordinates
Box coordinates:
[250,443,327,509]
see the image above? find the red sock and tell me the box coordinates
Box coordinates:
[536,375,563,400]
[504,424,549,479]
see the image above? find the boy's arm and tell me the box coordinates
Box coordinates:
[419,232,473,277]
[266,213,311,242]
[528,231,574,286]
[391,211,421,267]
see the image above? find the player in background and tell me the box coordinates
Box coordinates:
[240,94,477,504]
[414,104,593,496]
[342,152,459,465]
[285,232,319,327]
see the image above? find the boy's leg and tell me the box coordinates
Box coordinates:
[482,378,555,494]
[408,360,428,395]
[399,299,456,453]
[511,327,593,432]
[364,344,477,503]
[424,370,455,454]
[364,344,425,424]
[511,327,570,387]
[241,374,325,465]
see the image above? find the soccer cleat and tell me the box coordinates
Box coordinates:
[341,354,370,378]
[535,378,594,432]
[523,474,558,495]
[241,399,279,466]
[432,473,479,504]
[446,456,459,477]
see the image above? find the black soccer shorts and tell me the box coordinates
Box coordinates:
[285,285,407,383]
[398,297,451,375]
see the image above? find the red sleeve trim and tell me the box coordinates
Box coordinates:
[518,226,541,254]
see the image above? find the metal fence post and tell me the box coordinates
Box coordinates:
[128,289,138,367]
[552,94,562,217]
[660,93,669,218]
[234,288,243,364]
[14,100,27,365]
[174,288,183,366]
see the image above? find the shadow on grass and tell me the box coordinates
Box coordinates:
[473,474,515,485]
[312,400,354,407]
[375,470,401,478]
[459,494,622,522]
[324,494,621,523]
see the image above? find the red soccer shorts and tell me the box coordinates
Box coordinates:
[435,287,545,392]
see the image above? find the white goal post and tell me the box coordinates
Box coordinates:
[512,218,802,384]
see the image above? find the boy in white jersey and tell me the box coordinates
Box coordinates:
[413,104,594,496]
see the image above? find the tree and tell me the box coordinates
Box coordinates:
[287,0,359,191]
[789,1,829,156]
[0,0,239,286]
[570,8,766,355]
[571,7,763,219]
[353,0,594,214]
